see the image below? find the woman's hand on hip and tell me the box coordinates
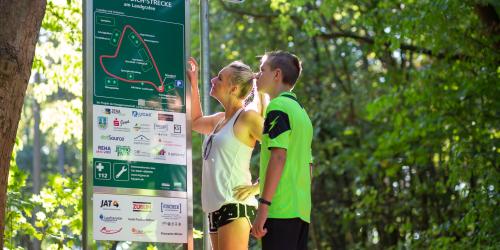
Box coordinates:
[233,184,259,201]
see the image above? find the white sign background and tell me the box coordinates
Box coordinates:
[93,193,188,243]
[92,104,187,165]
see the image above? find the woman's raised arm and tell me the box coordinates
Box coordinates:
[187,57,223,134]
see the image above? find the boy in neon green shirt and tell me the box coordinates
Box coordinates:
[251,51,313,250]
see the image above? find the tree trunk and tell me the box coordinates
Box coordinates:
[33,77,41,195]
[0,0,47,247]
[58,143,65,174]
[32,96,41,250]
[475,4,500,50]
[57,88,65,175]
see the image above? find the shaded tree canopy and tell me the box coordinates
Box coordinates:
[202,0,499,249]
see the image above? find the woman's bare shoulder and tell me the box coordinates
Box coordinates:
[240,109,263,126]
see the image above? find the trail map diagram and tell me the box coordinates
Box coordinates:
[100,25,166,93]
[93,11,185,111]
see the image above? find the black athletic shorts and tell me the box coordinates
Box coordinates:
[208,203,256,233]
[262,218,309,250]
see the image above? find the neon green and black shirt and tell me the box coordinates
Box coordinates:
[259,91,313,223]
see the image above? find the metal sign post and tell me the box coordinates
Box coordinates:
[200,0,211,249]
[199,1,245,249]
[83,0,192,248]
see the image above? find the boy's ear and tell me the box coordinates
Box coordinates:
[274,68,282,82]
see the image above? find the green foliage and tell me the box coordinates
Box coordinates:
[31,0,83,146]
[208,0,499,249]
[5,165,82,249]
[5,153,37,249]
[31,175,82,249]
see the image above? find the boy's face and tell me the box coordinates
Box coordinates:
[256,57,275,94]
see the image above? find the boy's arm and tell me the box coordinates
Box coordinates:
[251,148,287,239]
[260,148,287,202]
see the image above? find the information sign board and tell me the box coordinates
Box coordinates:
[84,0,192,247]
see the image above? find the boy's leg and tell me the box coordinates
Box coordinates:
[297,219,309,250]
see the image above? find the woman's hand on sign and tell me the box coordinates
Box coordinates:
[187,57,199,87]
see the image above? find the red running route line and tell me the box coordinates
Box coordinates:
[99,25,165,93]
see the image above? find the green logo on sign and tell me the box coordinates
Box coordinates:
[116,146,131,156]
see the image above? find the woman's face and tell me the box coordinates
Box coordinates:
[210,67,233,101]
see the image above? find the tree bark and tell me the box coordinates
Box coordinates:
[57,88,65,174]
[58,143,65,174]
[33,76,41,196]
[0,0,46,247]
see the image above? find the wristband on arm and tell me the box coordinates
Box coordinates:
[258,197,272,206]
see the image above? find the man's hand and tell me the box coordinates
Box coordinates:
[233,184,259,201]
[251,205,269,239]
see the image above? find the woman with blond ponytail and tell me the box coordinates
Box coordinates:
[187,58,264,250]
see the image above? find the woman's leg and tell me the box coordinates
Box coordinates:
[210,233,219,250]
[217,218,251,250]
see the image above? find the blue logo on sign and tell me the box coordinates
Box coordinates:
[132,111,152,118]
[175,80,183,88]
[98,116,108,129]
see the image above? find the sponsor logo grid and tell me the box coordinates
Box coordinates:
[92,105,186,165]
[93,194,187,243]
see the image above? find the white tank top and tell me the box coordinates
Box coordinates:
[201,109,258,213]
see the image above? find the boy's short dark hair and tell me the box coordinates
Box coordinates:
[263,51,302,86]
